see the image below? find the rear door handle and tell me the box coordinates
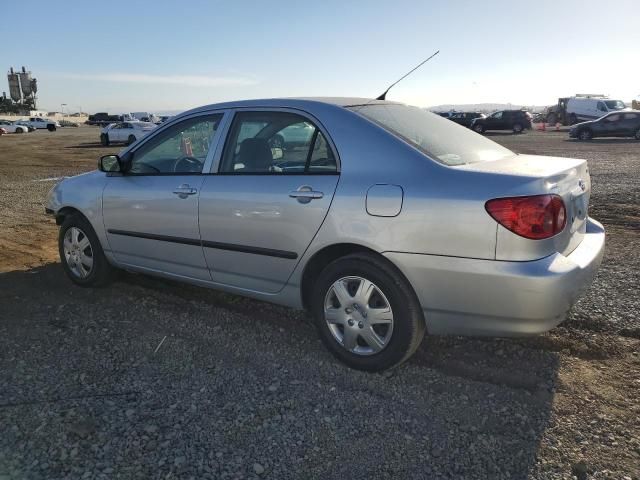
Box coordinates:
[173,184,198,198]
[289,185,323,204]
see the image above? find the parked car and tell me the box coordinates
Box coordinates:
[449,112,486,128]
[46,98,604,371]
[14,120,36,132]
[20,117,60,131]
[100,121,157,146]
[0,120,29,134]
[570,111,640,140]
[471,110,532,133]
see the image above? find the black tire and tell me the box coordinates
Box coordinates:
[634,128,640,141]
[100,133,110,146]
[47,124,56,131]
[311,253,426,372]
[569,114,578,125]
[578,129,593,141]
[512,123,523,134]
[58,213,115,287]
[127,135,136,145]
[15,127,24,134]
[473,123,485,134]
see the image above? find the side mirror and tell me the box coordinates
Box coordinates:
[99,155,121,172]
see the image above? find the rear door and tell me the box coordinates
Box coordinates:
[600,113,623,137]
[622,113,640,136]
[199,109,340,293]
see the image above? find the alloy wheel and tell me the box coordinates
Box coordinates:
[63,227,94,279]
[324,276,394,356]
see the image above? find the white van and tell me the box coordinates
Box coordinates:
[566,97,627,123]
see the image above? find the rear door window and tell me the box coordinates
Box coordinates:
[219,111,337,174]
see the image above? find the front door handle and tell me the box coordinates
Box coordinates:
[289,185,324,204]
[173,184,198,199]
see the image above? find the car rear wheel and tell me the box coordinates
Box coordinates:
[59,213,115,287]
[635,128,640,140]
[311,253,425,371]
[473,123,485,134]
[100,133,110,146]
[127,135,136,145]
[15,127,24,133]
[578,129,593,141]
[512,123,523,134]
[47,124,56,131]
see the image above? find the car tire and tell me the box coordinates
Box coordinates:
[634,128,640,140]
[127,135,136,146]
[473,124,485,134]
[512,123,523,134]
[578,129,593,141]
[59,213,115,287]
[311,252,426,372]
[47,124,56,132]
[15,127,24,134]
[100,133,110,146]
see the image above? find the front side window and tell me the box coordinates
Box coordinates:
[597,102,607,112]
[604,113,621,123]
[491,111,503,119]
[129,114,222,174]
[219,111,336,174]
[349,103,514,166]
[604,100,625,110]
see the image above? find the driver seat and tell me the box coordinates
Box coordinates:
[236,138,273,172]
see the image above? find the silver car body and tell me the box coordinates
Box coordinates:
[47,98,605,336]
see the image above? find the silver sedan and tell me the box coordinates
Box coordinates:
[46,98,605,371]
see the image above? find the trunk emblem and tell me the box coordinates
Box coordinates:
[578,179,586,192]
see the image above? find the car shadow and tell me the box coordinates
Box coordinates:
[0,263,559,479]
[65,142,114,149]
[564,138,639,144]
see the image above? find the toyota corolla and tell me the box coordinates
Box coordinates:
[46,98,605,371]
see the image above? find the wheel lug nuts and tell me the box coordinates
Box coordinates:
[358,321,364,329]
[347,319,354,327]
[345,308,353,314]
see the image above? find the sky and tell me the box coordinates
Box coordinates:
[3,0,639,114]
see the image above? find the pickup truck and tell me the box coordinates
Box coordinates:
[21,117,60,131]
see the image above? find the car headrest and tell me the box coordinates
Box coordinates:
[237,138,273,172]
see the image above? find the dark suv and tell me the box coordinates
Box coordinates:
[471,110,532,134]
[449,112,486,128]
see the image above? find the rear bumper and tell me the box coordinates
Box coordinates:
[384,218,605,336]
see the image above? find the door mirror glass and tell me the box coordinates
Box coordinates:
[99,155,121,172]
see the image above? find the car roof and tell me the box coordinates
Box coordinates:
[184,97,402,115]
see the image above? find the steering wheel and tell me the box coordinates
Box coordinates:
[173,156,202,173]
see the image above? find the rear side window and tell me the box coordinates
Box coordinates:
[219,111,337,174]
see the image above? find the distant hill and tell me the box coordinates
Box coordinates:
[427,103,548,114]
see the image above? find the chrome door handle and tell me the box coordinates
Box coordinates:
[173,184,198,198]
[289,185,323,204]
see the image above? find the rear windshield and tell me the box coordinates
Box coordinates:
[604,100,626,110]
[349,103,513,166]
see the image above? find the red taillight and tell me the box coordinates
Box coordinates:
[485,194,566,240]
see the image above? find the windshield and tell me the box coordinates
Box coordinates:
[349,103,513,166]
[604,100,625,110]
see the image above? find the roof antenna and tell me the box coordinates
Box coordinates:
[376,50,440,100]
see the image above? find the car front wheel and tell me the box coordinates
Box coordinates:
[59,213,114,287]
[312,253,425,371]
[100,133,110,146]
[635,128,640,140]
[473,124,485,134]
[127,135,136,145]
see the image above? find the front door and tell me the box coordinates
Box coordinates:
[486,111,504,129]
[102,113,224,280]
[199,110,339,293]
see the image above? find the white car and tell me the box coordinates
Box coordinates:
[566,97,627,123]
[20,117,60,131]
[0,120,29,134]
[100,121,157,146]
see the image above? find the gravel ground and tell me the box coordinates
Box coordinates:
[0,127,638,479]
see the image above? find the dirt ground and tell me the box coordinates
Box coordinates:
[0,126,638,479]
